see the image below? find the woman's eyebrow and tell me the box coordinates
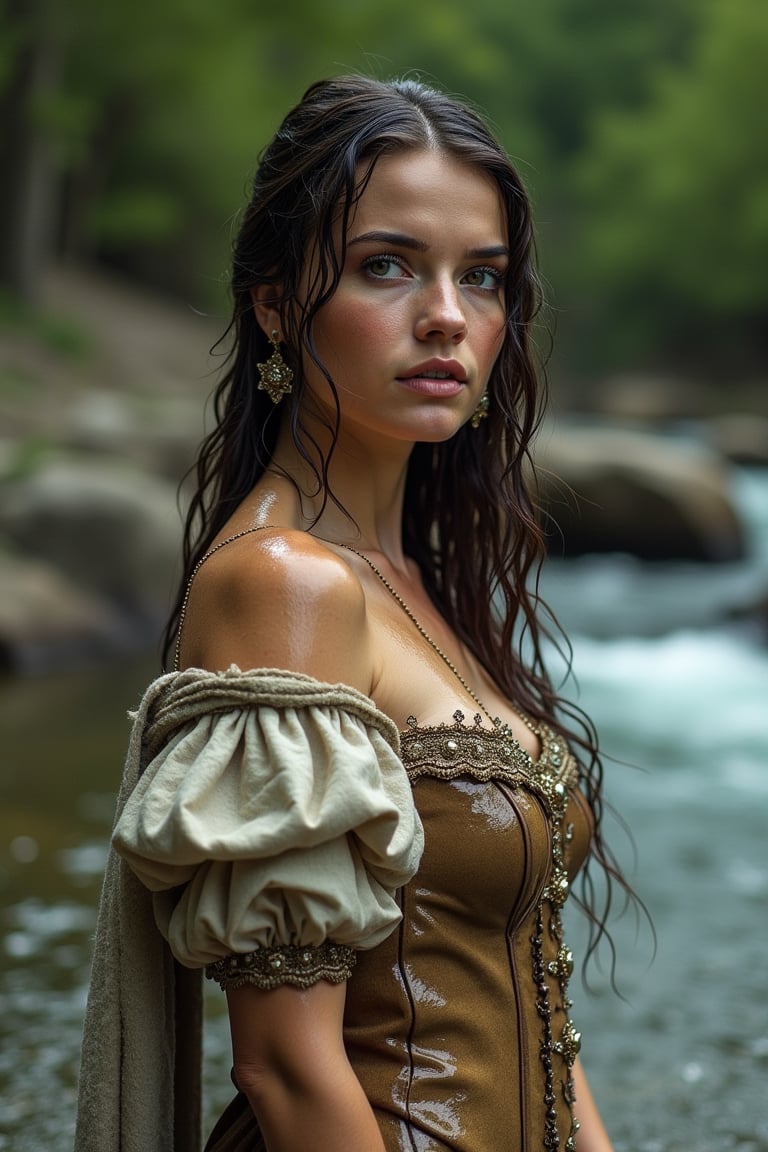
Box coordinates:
[348,229,509,259]
[466,244,510,259]
[348,230,427,251]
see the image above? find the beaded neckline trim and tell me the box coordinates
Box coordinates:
[399,707,577,787]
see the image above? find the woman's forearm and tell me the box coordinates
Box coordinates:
[572,1057,614,1152]
[226,979,385,1151]
[239,1052,386,1152]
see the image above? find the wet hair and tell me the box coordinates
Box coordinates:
[164,74,643,978]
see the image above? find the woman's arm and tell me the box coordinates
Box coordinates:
[227,979,386,1152]
[187,534,385,1149]
[572,1057,614,1152]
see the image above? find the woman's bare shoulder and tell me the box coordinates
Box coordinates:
[180,528,373,690]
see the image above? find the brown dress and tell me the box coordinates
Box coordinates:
[205,711,590,1152]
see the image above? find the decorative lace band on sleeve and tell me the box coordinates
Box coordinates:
[206,941,356,991]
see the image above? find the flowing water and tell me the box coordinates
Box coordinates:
[1,470,766,1151]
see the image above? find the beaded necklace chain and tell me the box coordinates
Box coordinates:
[173,526,273,671]
[174,526,536,741]
[337,544,538,739]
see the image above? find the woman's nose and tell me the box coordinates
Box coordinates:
[414,277,467,343]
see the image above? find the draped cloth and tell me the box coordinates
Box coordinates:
[74,666,423,1152]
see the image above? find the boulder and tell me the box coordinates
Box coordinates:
[0,548,127,672]
[590,373,702,422]
[0,458,182,625]
[61,389,205,480]
[707,413,768,467]
[536,423,747,562]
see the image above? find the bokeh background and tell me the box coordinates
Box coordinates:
[1,2,767,1149]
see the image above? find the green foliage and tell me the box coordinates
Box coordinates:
[0,289,90,358]
[1,0,765,374]
[0,435,55,480]
[574,0,768,366]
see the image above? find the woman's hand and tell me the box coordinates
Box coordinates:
[227,977,386,1152]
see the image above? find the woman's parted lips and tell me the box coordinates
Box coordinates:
[396,358,467,383]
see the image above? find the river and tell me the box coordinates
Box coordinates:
[1,470,767,1151]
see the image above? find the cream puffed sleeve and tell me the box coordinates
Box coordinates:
[112,666,423,986]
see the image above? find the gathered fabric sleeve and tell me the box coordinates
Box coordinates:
[112,666,423,987]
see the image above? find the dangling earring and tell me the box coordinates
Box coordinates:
[470,391,489,429]
[257,330,294,404]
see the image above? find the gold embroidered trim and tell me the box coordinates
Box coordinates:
[205,941,356,991]
[400,713,578,795]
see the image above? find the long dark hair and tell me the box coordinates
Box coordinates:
[164,74,642,975]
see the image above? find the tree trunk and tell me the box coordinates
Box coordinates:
[0,2,59,303]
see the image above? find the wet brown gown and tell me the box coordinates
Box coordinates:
[206,715,591,1152]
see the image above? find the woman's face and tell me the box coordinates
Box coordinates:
[300,148,509,452]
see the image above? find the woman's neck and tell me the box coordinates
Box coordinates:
[268,411,413,571]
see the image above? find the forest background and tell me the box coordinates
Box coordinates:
[2,0,767,399]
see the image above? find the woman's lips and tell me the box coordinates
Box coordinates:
[396,360,467,397]
[397,375,465,396]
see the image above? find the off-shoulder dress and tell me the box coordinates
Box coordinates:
[75,664,591,1152]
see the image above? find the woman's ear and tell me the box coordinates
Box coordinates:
[250,284,284,340]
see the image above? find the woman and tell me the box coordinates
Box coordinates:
[77,75,625,1152]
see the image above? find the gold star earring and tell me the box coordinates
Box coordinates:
[470,391,489,429]
[257,330,294,404]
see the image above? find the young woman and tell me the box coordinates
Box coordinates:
[77,75,625,1152]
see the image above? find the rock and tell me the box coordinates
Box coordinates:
[0,548,128,673]
[0,458,182,626]
[61,389,205,481]
[590,373,702,423]
[536,423,747,562]
[708,413,768,467]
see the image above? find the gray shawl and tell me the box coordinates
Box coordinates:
[75,673,204,1152]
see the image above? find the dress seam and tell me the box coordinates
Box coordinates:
[396,884,419,1152]
[500,780,535,1152]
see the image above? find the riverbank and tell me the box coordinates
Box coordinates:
[0,267,220,670]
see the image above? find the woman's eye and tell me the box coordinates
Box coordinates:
[463,267,502,289]
[364,256,404,279]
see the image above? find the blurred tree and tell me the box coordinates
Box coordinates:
[574,0,768,374]
[53,0,277,301]
[8,0,745,391]
[0,0,61,301]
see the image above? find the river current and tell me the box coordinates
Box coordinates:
[1,470,766,1151]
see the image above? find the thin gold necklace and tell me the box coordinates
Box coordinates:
[337,544,537,737]
[176,527,535,740]
[173,525,273,671]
